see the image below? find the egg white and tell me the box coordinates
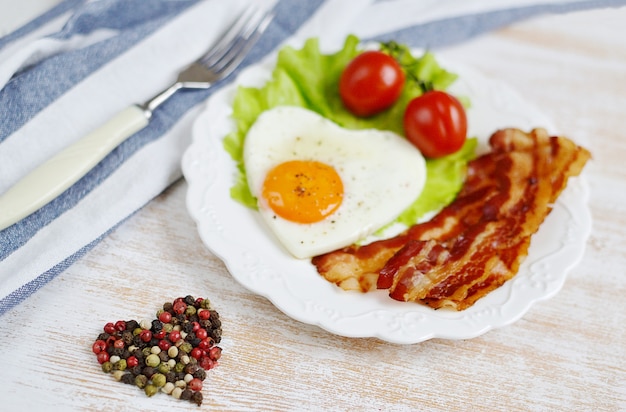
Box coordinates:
[243,106,426,259]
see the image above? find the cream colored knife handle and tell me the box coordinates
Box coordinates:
[0,105,150,231]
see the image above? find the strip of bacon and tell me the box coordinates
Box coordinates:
[312,128,590,310]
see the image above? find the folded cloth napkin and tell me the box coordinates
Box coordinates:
[1,0,623,315]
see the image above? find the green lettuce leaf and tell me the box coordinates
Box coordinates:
[223,35,476,224]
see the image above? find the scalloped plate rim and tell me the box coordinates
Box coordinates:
[181,47,591,344]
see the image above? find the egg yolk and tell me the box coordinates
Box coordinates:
[262,160,344,224]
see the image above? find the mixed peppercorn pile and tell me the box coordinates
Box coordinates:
[91,296,222,406]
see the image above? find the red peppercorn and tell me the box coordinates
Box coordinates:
[106,336,117,347]
[103,322,116,334]
[158,339,171,351]
[188,378,203,391]
[169,330,181,343]
[114,320,126,331]
[198,309,211,320]
[96,351,110,364]
[158,311,172,323]
[195,297,204,306]
[92,340,107,354]
[198,356,214,370]
[153,330,166,340]
[195,328,208,340]
[173,300,187,315]
[198,338,212,351]
[190,347,204,360]
[113,339,125,349]
[139,329,152,343]
[209,346,222,361]
[126,356,139,368]
[192,321,200,332]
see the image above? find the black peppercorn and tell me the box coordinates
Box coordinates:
[151,319,163,332]
[181,389,193,401]
[93,296,221,406]
[166,371,176,383]
[130,365,143,376]
[191,391,203,406]
[184,363,199,375]
[182,322,194,334]
[193,368,207,381]
[122,331,134,345]
[142,366,156,379]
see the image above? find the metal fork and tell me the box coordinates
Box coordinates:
[0,8,273,231]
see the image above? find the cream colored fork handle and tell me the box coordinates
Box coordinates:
[0,105,149,231]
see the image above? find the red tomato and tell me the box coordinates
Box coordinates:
[403,90,467,158]
[339,51,405,117]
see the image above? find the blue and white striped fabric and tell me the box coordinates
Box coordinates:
[1,0,623,315]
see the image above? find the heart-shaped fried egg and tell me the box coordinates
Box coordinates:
[244,106,426,259]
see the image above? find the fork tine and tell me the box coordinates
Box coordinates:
[199,8,260,67]
[200,8,270,68]
[201,9,273,77]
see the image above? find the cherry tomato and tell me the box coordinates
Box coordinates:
[403,90,467,158]
[339,51,405,117]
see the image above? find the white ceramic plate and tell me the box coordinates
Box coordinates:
[182,48,591,344]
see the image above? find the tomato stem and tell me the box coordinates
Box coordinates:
[379,40,434,94]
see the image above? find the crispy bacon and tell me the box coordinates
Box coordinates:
[312,128,590,310]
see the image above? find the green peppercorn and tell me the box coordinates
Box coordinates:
[134,374,148,389]
[163,323,173,333]
[185,305,197,317]
[133,327,143,336]
[142,347,152,357]
[144,384,158,397]
[179,342,193,354]
[157,363,170,374]
[145,353,160,367]
[115,359,127,371]
[201,299,211,309]
[174,362,185,373]
[152,373,167,388]
[101,361,113,373]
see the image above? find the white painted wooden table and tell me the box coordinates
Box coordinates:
[1,4,625,411]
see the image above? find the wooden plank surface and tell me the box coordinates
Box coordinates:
[2,6,625,411]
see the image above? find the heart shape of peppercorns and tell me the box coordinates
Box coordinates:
[91,296,222,406]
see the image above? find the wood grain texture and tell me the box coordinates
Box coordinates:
[2,7,626,411]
